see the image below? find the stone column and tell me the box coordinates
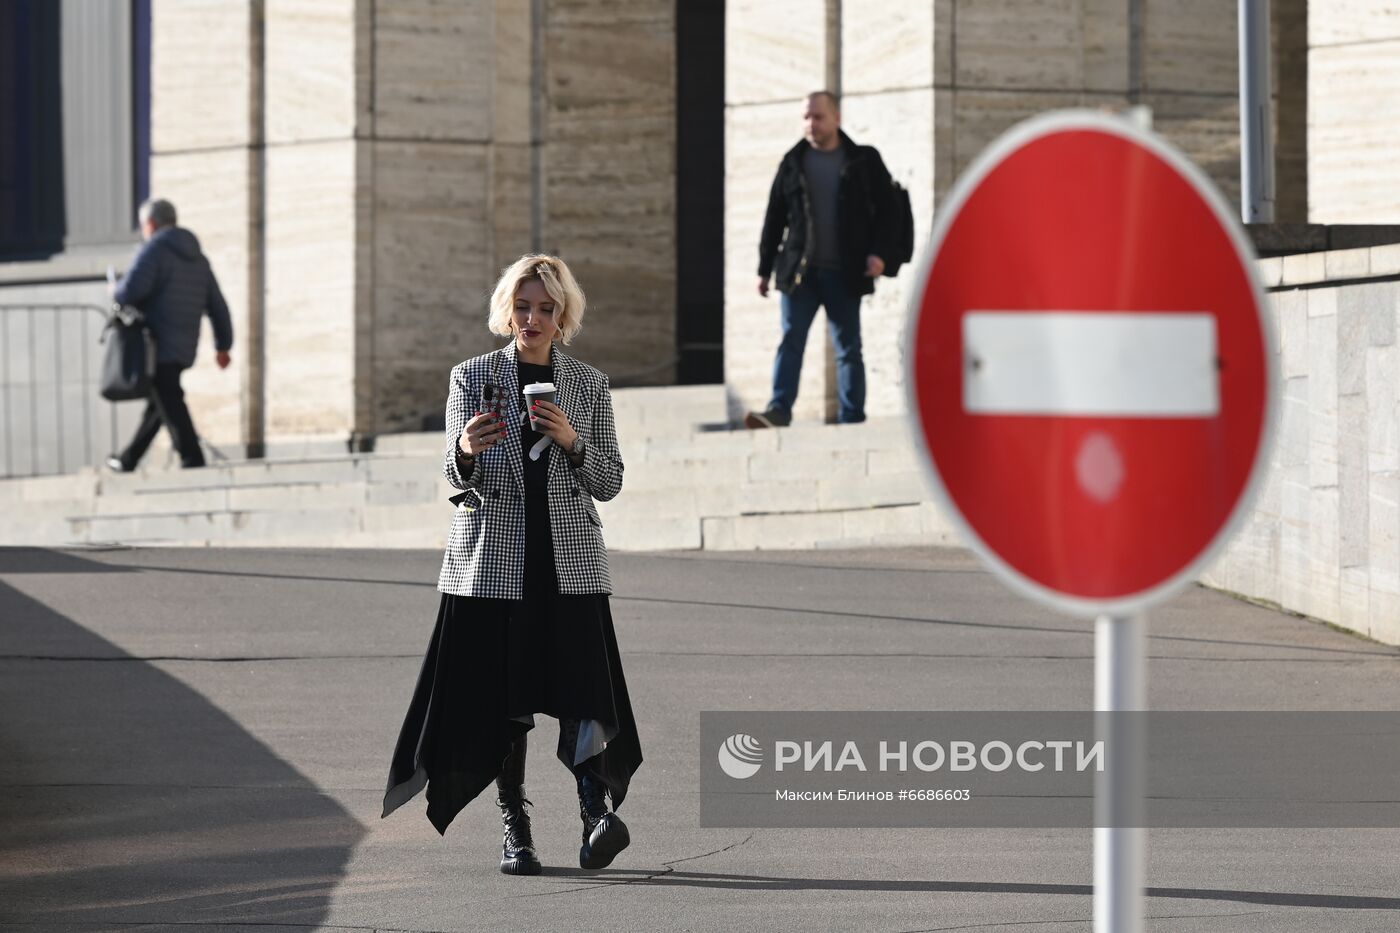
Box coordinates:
[366,0,495,435]
[541,0,677,385]
[1274,0,1309,222]
[151,0,681,450]
[839,2,939,425]
[723,1,1255,426]
[149,0,261,455]
[493,0,536,271]
[723,0,831,424]
[261,0,365,443]
[1308,2,1400,221]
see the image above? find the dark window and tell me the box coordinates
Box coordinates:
[0,0,152,261]
[675,0,724,384]
[133,0,151,209]
[0,0,65,259]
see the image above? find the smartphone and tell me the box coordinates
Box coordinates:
[480,381,506,440]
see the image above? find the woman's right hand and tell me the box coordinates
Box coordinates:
[459,411,507,457]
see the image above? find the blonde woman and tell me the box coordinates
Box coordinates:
[383,254,642,876]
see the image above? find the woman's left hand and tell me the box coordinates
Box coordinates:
[529,399,579,450]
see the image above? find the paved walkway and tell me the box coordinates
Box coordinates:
[2,545,1399,932]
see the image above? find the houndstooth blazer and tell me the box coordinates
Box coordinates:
[437,342,623,598]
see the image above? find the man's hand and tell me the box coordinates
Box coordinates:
[865,255,886,277]
[216,351,231,370]
[757,275,771,298]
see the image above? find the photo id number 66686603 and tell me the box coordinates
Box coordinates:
[898,789,972,802]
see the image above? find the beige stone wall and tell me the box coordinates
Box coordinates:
[492,0,535,271]
[1204,244,1400,644]
[358,0,679,432]
[937,0,1248,210]
[840,6,937,427]
[1275,0,1309,222]
[366,0,496,435]
[723,0,1303,425]
[540,0,677,385]
[150,0,367,447]
[1309,2,1400,221]
[260,1,363,439]
[723,0,830,424]
[148,0,258,451]
[149,0,678,445]
[263,140,361,437]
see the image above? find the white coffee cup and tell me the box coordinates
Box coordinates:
[523,382,556,432]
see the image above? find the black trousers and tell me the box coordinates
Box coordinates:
[118,363,206,469]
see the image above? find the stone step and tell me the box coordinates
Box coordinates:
[0,472,101,503]
[0,403,944,553]
[1,413,911,501]
[369,386,729,457]
[14,467,936,551]
[773,417,919,453]
[609,383,726,415]
[595,513,702,551]
[627,427,780,462]
[0,498,92,545]
[700,501,960,551]
[89,486,233,516]
[596,470,930,521]
[66,501,454,549]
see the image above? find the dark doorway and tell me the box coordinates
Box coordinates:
[133,0,152,210]
[0,0,66,260]
[675,0,725,384]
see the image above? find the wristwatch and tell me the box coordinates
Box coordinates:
[569,435,587,457]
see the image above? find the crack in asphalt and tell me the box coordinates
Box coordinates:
[627,652,1392,664]
[899,910,1270,932]
[0,654,424,663]
[0,918,400,924]
[611,596,1398,658]
[516,832,757,898]
[633,554,988,576]
[3,652,1392,665]
[1,781,359,791]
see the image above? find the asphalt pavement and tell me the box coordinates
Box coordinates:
[3,544,1399,932]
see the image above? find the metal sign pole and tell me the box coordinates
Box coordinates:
[1094,614,1145,933]
[1239,0,1275,222]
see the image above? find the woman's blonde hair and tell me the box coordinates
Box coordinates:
[487,253,586,345]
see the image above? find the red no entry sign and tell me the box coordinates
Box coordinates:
[907,112,1276,617]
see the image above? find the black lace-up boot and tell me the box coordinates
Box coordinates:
[496,736,541,875]
[576,772,629,870]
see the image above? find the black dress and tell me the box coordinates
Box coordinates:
[382,359,643,835]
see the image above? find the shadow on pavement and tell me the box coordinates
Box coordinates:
[542,868,1400,911]
[58,557,1400,660]
[0,549,364,928]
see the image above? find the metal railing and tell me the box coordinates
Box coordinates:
[0,303,121,479]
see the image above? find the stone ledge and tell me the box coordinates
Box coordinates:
[1258,243,1400,290]
[0,243,140,286]
[1250,224,1400,259]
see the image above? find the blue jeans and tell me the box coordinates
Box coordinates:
[770,266,865,423]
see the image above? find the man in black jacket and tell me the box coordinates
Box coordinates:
[107,198,234,471]
[747,90,894,428]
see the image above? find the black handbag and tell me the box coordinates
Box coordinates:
[98,304,155,401]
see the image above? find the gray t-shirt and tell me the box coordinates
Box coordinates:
[802,146,845,268]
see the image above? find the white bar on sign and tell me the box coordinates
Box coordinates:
[963,312,1219,417]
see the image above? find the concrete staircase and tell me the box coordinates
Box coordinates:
[0,385,955,551]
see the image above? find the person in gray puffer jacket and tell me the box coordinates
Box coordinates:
[108,198,233,471]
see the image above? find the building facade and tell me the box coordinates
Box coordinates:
[1,0,1398,466]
